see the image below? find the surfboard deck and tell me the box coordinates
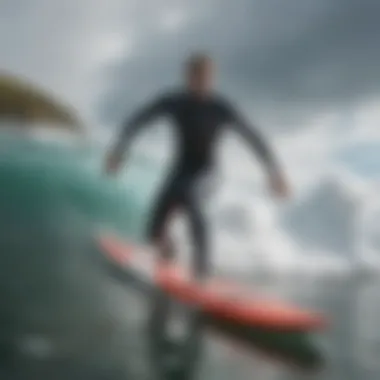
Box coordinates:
[98,232,327,332]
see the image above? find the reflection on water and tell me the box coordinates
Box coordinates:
[123,270,380,380]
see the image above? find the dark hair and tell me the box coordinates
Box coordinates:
[185,52,212,74]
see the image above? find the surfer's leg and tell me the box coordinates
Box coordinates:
[147,171,208,380]
[154,179,207,380]
[184,182,208,280]
[146,175,180,262]
[146,173,185,378]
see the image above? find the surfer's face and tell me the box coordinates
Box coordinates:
[187,59,214,96]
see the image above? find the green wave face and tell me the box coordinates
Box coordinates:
[0,131,167,378]
[0,132,162,243]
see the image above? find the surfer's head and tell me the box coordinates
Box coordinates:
[185,52,214,96]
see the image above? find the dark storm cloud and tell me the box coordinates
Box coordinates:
[99,0,380,130]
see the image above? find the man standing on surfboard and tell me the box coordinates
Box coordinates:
[104,52,290,279]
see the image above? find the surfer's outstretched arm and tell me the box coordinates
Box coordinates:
[105,95,171,174]
[223,99,290,197]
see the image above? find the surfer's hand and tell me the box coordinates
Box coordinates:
[268,173,290,199]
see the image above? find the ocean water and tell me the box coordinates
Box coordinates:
[0,131,379,380]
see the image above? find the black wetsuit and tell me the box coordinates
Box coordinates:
[116,90,278,277]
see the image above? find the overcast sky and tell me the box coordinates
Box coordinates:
[1,0,380,132]
[1,0,380,267]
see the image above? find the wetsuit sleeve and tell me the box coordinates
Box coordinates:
[112,95,171,155]
[223,100,280,175]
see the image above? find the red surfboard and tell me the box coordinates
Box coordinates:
[98,232,327,332]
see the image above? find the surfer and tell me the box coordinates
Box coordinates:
[105,52,290,278]
[104,52,290,380]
